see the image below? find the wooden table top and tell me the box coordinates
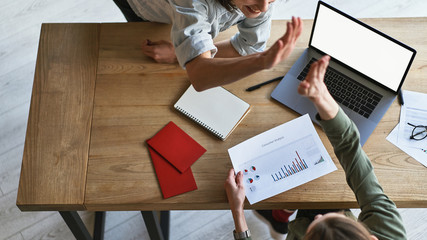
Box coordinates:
[17,18,427,211]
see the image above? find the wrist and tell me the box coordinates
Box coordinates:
[233,229,251,240]
[313,94,339,120]
[253,52,270,71]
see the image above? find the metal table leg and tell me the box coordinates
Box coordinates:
[59,211,92,240]
[93,211,106,240]
[141,211,170,240]
[160,211,170,239]
[59,211,106,240]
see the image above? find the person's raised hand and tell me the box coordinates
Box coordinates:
[298,55,330,102]
[141,39,178,64]
[261,16,303,69]
[298,55,339,120]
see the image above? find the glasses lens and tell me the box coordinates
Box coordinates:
[412,126,427,140]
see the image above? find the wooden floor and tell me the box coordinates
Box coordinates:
[1,0,427,239]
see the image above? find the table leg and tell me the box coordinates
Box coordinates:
[160,211,170,239]
[59,211,106,240]
[141,211,170,240]
[59,211,92,240]
[93,211,106,240]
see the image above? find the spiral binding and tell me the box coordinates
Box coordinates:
[175,106,225,140]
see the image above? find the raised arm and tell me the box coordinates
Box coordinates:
[186,17,302,91]
[299,56,406,239]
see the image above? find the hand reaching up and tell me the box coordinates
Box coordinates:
[297,55,339,120]
[261,16,303,69]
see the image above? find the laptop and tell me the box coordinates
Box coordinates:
[271,1,416,146]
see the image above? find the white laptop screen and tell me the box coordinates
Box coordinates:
[310,3,415,92]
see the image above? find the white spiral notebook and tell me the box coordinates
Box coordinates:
[174,85,251,140]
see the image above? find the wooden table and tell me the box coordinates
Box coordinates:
[17,18,427,239]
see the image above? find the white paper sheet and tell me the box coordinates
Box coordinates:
[398,90,427,149]
[228,114,337,204]
[387,124,427,168]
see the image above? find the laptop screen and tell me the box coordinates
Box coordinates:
[309,2,416,93]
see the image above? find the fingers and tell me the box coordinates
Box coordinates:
[225,169,237,187]
[313,55,330,83]
[284,21,294,44]
[227,168,236,180]
[298,55,330,98]
[297,80,310,96]
[307,55,330,83]
[307,60,319,82]
[225,169,244,187]
[283,17,302,44]
[262,16,302,69]
[290,16,301,41]
[141,40,154,55]
[142,39,152,47]
[294,16,303,40]
[318,55,330,78]
[235,171,243,186]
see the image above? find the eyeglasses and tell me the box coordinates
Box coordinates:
[407,123,427,140]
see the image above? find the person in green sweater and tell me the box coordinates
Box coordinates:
[224,55,406,240]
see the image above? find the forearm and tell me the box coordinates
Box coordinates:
[319,108,365,181]
[214,39,241,58]
[187,16,302,91]
[310,88,339,120]
[186,53,265,91]
[320,110,386,210]
[232,209,248,233]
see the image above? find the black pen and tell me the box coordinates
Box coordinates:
[246,76,284,92]
[397,89,404,105]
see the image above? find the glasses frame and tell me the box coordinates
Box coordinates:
[407,122,427,141]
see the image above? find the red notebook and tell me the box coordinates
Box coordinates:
[147,121,206,198]
[148,147,197,199]
[147,121,206,173]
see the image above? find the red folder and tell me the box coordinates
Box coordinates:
[146,121,206,198]
[147,121,206,173]
[148,146,197,199]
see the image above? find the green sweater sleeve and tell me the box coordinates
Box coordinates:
[319,108,406,240]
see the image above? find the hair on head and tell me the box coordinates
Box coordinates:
[215,0,237,12]
[304,216,372,240]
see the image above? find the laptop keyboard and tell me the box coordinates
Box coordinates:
[297,58,383,118]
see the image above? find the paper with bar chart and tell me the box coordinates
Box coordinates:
[228,114,337,204]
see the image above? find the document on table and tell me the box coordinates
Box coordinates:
[387,125,427,167]
[398,90,427,149]
[386,90,427,167]
[228,114,337,204]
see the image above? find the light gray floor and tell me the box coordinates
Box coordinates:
[1,0,427,239]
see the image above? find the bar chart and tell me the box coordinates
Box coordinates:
[271,151,309,182]
[240,134,329,187]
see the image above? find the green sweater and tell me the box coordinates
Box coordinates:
[237,109,406,240]
[286,108,406,240]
